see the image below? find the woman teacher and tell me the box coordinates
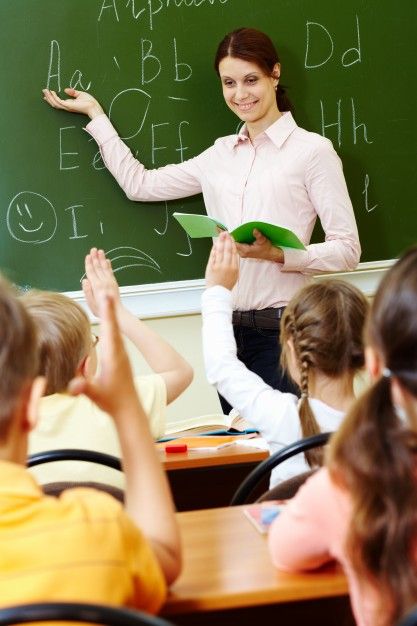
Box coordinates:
[43,28,360,414]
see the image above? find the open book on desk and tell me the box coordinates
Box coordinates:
[156,435,255,452]
[160,413,259,442]
[173,212,306,251]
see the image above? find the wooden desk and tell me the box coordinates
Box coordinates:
[157,445,269,511]
[162,506,354,626]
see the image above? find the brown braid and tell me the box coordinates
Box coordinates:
[292,312,324,467]
[280,279,368,468]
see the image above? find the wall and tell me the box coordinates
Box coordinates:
[95,313,222,427]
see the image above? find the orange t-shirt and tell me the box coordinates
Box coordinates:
[0,460,166,612]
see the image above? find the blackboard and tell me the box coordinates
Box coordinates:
[0,0,415,292]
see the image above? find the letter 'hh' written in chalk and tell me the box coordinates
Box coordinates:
[305,15,361,68]
[319,98,373,147]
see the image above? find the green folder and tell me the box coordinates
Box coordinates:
[173,212,305,250]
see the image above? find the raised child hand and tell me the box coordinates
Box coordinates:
[82,248,121,319]
[68,292,139,419]
[42,88,104,119]
[205,231,239,290]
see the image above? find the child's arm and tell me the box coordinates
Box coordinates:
[68,292,181,585]
[83,248,193,403]
[267,469,335,572]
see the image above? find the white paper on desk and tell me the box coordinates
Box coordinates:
[231,438,270,451]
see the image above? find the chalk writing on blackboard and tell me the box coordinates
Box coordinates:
[7,191,58,244]
[79,245,161,283]
[98,0,230,32]
[305,13,378,215]
[362,175,378,214]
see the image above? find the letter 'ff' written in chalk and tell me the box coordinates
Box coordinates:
[305,15,361,68]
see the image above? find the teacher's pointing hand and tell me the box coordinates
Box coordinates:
[42,88,104,119]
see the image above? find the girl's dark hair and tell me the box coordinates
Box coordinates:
[280,279,368,467]
[328,246,417,625]
[214,27,292,112]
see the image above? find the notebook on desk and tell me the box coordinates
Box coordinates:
[161,413,259,442]
[244,502,285,534]
[156,435,256,452]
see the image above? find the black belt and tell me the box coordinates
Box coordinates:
[232,307,285,330]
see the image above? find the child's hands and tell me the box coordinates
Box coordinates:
[82,248,121,319]
[68,292,139,419]
[42,88,104,119]
[205,231,239,290]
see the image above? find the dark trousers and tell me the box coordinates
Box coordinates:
[218,321,299,416]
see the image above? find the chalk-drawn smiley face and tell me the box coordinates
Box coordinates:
[7,191,58,244]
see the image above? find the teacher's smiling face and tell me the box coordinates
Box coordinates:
[219,56,280,134]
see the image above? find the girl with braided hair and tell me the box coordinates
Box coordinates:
[203,232,368,486]
[269,246,417,626]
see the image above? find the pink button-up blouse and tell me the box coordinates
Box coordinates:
[86,111,361,310]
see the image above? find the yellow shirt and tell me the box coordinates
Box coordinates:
[29,374,166,489]
[0,460,166,611]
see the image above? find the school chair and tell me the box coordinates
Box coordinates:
[27,449,124,502]
[229,432,332,505]
[398,606,417,626]
[0,602,176,626]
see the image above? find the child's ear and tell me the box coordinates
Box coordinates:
[77,355,89,378]
[26,376,47,431]
[286,338,296,364]
[365,346,383,380]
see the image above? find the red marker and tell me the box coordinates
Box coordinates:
[165,443,188,453]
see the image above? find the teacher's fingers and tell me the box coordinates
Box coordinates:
[253,228,267,243]
[42,88,70,110]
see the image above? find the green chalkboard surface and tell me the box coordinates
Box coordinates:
[0,0,415,291]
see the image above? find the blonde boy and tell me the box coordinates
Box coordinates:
[23,248,193,487]
[0,273,180,608]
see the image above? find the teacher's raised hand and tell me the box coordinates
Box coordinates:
[42,88,104,119]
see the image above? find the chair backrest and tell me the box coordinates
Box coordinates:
[27,449,122,470]
[257,469,316,502]
[230,432,333,506]
[27,449,124,501]
[0,602,175,626]
[397,607,417,626]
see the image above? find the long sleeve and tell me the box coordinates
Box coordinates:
[85,115,203,201]
[282,139,361,275]
[201,285,298,445]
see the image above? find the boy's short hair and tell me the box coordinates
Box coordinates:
[21,291,91,395]
[0,275,38,440]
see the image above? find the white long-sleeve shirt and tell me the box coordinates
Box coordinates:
[86,112,361,310]
[202,285,345,485]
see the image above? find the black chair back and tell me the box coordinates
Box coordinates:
[230,432,332,505]
[0,602,176,626]
[28,449,122,470]
[27,449,124,501]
